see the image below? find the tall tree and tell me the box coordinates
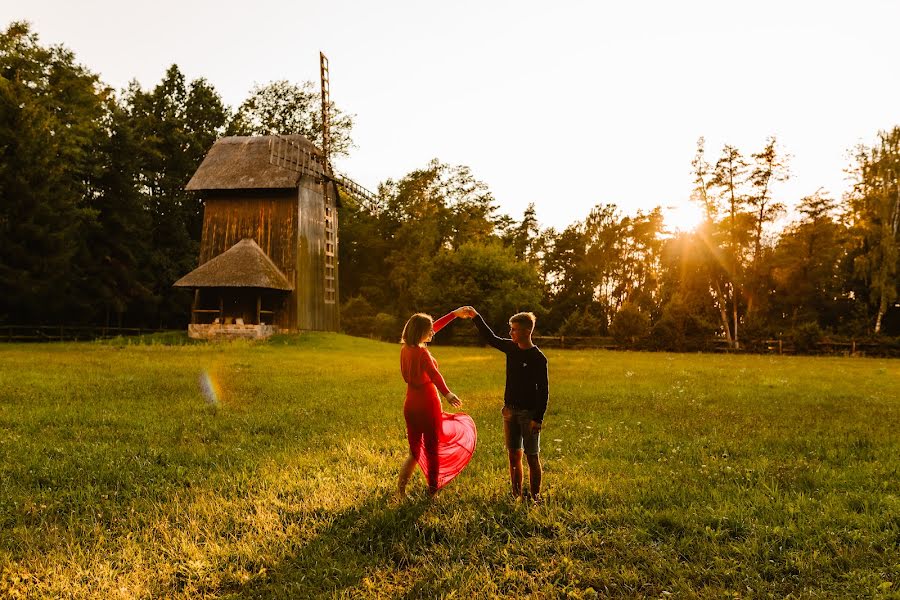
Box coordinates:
[337,186,392,309]
[540,203,664,334]
[0,22,107,323]
[540,224,596,333]
[746,137,789,318]
[338,160,501,318]
[582,204,625,315]
[417,241,544,334]
[122,65,228,326]
[228,80,354,158]
[657,231,721,347]
[770,190,845,330]
[74,99,153,326]
[690,138,734,345]
[500,203,542,263]
[615,207,664,315]
[710,143,752,346]
[847,127,900,333]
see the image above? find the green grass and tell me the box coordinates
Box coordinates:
[1,334,898,598]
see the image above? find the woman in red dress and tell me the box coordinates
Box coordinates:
[397,307,477,497]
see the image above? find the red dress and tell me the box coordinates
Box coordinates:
[401,312,477,491]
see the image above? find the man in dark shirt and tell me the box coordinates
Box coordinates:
[465,307,549,502]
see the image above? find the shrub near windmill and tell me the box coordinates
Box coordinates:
[174,53,376,340]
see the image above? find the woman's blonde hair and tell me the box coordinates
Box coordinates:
[401,313,433,346]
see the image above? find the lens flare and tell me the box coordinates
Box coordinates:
[199,370,220,406]
[664,201,706,233]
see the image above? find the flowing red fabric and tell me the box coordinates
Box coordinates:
[401,313,477,491]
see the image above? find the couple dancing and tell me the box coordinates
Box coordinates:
[397,306,549,502]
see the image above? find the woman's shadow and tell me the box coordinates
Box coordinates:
[226,490,439,598]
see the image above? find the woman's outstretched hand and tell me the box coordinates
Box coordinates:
[453,306,474,319]
[445,392,462,408]
[453,306,477,319]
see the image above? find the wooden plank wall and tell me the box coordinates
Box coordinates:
[199,191,297,329]
[196,184,340,332]
[296,179,339,331]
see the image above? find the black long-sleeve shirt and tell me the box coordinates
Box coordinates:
[473,313,549,422]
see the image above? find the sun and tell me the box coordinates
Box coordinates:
[663,200,706,233]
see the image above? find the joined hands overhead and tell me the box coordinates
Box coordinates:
[453,306,477,319]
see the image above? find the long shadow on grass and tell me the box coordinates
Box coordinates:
[224,491,437,598]
[225,487,574,599]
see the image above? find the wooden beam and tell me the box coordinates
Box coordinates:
[191,289,200,324]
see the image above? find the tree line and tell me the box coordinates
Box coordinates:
[2,22,898,348]
[338,138,899,350]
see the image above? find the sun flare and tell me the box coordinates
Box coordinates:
[199,370,221,406]
[663,201,706,233]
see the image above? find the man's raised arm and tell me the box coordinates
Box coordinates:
[468,307,513,352]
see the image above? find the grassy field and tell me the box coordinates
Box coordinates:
[0,333,898,598]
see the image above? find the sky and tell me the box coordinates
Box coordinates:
[4,0,900,232]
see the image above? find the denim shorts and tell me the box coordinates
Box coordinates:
[502,406,540,455]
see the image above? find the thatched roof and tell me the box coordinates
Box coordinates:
[185,135,321,191]
[173,239,293,290]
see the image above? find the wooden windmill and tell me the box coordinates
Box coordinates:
[174,53,375,339]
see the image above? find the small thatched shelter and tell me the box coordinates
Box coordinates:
[174,134,340,338]
[174,238,292,338]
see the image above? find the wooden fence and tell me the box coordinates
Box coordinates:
[760,339,890,356]
[0,325,172,342]
[436,333,619,349]
[2,326,896,356]
[532,335,618,349]
[440,332,897,356]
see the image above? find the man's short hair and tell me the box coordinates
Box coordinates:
[509,312,536,330]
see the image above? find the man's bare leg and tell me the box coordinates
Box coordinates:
[508,448,524,498]
[526,454,542,500]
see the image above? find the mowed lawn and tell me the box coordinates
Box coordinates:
[0,334,898,599]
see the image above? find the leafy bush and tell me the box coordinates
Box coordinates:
[559,307,606,337]
[372,313,400,342]
[415,242,544,332]
[738,318,775,352]
[341,296,376,337]
[649,316,681,350]
[648,296,719,351]
[792,321,823,353]
[610,304,650,347]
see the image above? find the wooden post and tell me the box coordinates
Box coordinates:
[778,339,783,355]
[256,294,262,324]
[852,340,856,356]
[192,289,200,325]
[219,296,224,322]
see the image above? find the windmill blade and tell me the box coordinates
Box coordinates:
[268,55,378,213]
[334,173,379,209]
[320,52,331,173]
[270,134,378,210]
[318,53,380,212]
[268,135,326,179]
